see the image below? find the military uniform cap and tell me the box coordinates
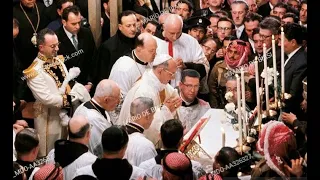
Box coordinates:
[186,16,211,30]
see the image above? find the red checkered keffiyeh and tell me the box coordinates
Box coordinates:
[163,152,193,180]
[256,121,297,180]
[225,40,250,69]
[33,164,63,180]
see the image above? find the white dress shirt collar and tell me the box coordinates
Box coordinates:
[236,25,245,39]
[284,46,302,66]
[269,2,274,10]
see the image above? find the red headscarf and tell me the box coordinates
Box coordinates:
[33,164,63,180]
[225,40,251,69]
[256,121,297,179]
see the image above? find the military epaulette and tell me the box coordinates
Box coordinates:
[216,60,224,65]
[56,55,65,63]
[22,61,39,80]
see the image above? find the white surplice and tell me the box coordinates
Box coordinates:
[118,69,179,144]
[139,157,206,180]
[73,103,113,158]
[109,55,151,97]
[177,98,211,132]
[46,149,97,180]
[154,33,209,89]
[73,163,147,180]
[124,132,157,166]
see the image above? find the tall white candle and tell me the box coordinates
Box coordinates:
[272,35,278,108]
[236,74,243,153]
[281,27,285,94]
[240,68,247,139]
[263,43,270,114]
[221,127,225,147]
[254,58,262,128]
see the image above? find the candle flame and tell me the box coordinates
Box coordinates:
[263,43,266,48]
[272,35,274,40]
[221,127,225,133]
[281,27,284,32]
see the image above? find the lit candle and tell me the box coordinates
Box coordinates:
[254,58,262,129]
[236,74,243,153]
[240,68,247,139]
[281,27,285,94]
[272,35,278,108]
[263,43,270,114]
[221,127,225,147]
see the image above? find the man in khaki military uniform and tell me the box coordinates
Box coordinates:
[23,28,72,157]
[208,59,229,108]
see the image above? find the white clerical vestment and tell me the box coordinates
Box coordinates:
[118,70,179,144]
[109,54,151,125]
[124,132,157,166]
[47,149,97,180]
[154,33,209,88]
[177,98,211,132]
[139,156,206,180]
[73,103,113,158]
[109,55,151,97]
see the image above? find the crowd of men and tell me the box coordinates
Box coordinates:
[13,0,307,179]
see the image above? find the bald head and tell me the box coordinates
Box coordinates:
[163,14,183,42]
[159,13,171,25]
[68,115,89,135]
[94,79,119,98]
[135,32,157,62]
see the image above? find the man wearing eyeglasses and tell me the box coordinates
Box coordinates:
[257,17,282,75]
[22,28,73,157]
[177,69,210,133]
[118,54,182,145]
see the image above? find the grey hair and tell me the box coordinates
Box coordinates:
[163,14,183,28]
[152,61,169,70]
[94,80,113,98]
[226,75,237,82]
[130,97,154,117]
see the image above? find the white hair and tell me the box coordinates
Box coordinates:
[94,80,113,98]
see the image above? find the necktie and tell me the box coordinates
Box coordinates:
[168,41,173,57]
[71,34,78,50]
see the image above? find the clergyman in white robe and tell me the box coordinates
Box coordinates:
[118,69,179,145]
[73,102,113,158]
[154,33,210,90]
[46,147,97,180]
[108,51,152,124]
[124,122,157,166]
[177,97,211,132]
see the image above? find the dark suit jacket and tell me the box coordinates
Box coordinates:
[55,26,97,85]
[284,48,307,115]
[257,3,272,18]
[91,30,136,87]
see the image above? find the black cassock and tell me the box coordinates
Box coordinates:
[13,2,50,70]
